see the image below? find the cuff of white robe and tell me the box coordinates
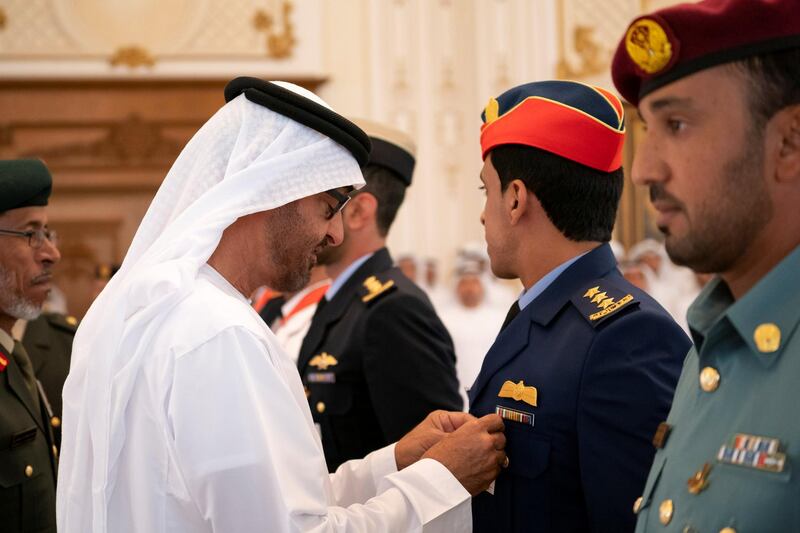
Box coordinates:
[368,443,400,488]
[378,457,470,525]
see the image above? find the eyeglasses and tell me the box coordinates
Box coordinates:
[0,228,59,249]
[324,188,353,220]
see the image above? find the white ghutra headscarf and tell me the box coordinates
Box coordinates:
[57,82,365,531]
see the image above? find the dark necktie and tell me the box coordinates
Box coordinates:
[12,340,41,413]
[499,300,521,332]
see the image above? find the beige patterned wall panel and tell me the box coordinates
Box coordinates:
[363,0,560,273]
[0,0,323,77]
[556,0,685,90]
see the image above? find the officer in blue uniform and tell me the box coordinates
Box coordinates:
[468,81,691,532]
[0,159,60,533]
[298,119,462,472]
[611,1,800,530]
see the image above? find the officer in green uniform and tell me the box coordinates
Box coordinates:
[0,159,60,533]
[611,1,800,531]
[21,311,77,449]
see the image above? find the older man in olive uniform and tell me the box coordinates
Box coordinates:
[611,1,800,531]
[18,311,77,449]
[0,159,60,533]
[299,119,462,472]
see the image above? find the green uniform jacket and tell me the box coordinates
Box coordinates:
[23,312,77,449]
[0,343,58,533]
[635,245,800,532]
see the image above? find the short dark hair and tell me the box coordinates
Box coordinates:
[733,47,800,130]
[490,144,623,242]
[358,165,407,237]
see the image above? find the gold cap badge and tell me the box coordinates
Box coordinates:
[484,97,500,124]
[625,18,673,74]
[754,323,780,353]
[498,380,538,407]
[309,352,338,370]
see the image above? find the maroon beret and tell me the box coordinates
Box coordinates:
[612,0,800,106]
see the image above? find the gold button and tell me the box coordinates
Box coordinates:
[316,401,326,414]
[24,465,33,477]
[52,445,58,458]
[658,499,673,525]
[632,496,643,514]
[51,416,61,428]
[66,316,78,326]
[720,528,736,533]
[699,367,720,392]
[754,323,780,353]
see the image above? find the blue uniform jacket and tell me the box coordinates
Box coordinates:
[469,244,691,533]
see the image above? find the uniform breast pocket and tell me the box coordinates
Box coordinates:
[315,382,353,416]
[504,421,551,479]
[0,442,43,488]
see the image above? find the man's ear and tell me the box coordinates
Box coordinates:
[345,192,377,231]
[773,104,800,184]
[506,179,528,225]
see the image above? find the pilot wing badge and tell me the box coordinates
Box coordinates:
[498,380,538,407]
[309,352,338,370]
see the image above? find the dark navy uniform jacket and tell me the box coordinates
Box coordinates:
[470,244,691,533]
[298,247,462,472]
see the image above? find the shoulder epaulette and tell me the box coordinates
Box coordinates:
[46,313,79,333]
[359,274,397,306]
[571,278,639,328]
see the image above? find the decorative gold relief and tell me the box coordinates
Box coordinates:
[109,46,156,68]
[17,114,186,167]
[556,25,608,79]
[0,8,7,30]
[253,1,296,59]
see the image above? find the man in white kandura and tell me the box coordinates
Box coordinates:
[57,77,506,533]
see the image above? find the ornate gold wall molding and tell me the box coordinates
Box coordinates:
[556,25,607,78]
[109,46,156,68]
[7,114,193,168]
[253,1,297,59]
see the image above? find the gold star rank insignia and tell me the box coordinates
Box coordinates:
[573,280,640,328]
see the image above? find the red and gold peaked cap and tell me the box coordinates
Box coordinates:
[480,80,625,172]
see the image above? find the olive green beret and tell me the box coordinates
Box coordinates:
[0,159,53,212]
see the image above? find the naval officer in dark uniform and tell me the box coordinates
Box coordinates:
[298,119,462,472]
[468,81,691,532]
[0,159,60,533]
